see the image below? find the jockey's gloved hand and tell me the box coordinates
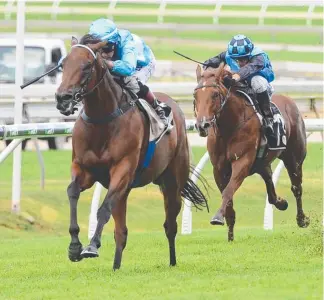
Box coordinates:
[57,56,66,71]
[223,76,236,89]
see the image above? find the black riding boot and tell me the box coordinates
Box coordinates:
[257,90,273,133]
[138,82,168,127]
[150,98,168,127]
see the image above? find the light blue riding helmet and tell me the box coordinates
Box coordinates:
[89,18,119,44]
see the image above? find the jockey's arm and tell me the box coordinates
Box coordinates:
[203,51,226,69]
[111,36,137,76]
[237,54,264,81]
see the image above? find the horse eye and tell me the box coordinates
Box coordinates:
[83,62,92,71]
[212,92,219,99]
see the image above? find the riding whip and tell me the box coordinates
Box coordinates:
[173,51,211,67]
[20,64,62,89]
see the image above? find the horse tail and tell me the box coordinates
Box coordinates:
[181,165,209,212]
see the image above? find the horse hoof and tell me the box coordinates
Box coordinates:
[228,233,234,242]
[275,198,288,211]
[210,214,225,226]
[297,216,310,228]
[68,243,83,262]
[81,245,99,258]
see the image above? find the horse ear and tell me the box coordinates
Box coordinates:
[196,64,202,83]
[71,36,78,47]
[91,41,107,51]
[215,62,226,80]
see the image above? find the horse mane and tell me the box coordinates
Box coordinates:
[202,63,232,91]
[202,63,230,81]
[214,63,233,84]
[80,34,102,45]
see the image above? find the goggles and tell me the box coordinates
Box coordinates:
[102,43,116,53]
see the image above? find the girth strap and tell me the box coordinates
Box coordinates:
[81,100,136,124]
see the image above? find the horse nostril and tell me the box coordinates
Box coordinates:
[203,122,210,129]
[55,93,72,102]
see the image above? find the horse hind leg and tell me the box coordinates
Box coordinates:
[259,165,288,211]
[282,152,309,228]
[225,202,235,242]
[160,169,183,266]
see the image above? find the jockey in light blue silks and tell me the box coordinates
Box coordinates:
[88,18,168,126]
[204,34,275,132]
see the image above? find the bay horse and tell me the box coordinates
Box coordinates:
[55,35,208,270]
[194,63,309,241]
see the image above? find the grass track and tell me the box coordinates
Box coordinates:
[0,144,322,299]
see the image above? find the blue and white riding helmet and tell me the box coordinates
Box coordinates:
[227,34,254,59]
[89,18,119,52]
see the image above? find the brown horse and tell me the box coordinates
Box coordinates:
[194,63,309,241]
[55,35,207,270]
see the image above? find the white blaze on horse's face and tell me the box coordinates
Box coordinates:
[195,66,221,137]
[57,49,92,96]
[56,40,100,115]
[194,79,219,137]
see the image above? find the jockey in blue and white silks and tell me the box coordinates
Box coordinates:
[88,18,168,126]
[204,34,274,131]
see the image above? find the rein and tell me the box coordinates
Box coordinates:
[70,44,108,104]
[194,81,256,135]
[194,83,232,121]
[71,44,136,124]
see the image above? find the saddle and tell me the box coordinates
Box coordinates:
[112,76,173,187]
[234,85,287,159]
[113,76,173,135]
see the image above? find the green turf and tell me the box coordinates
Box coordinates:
[0,144,322,299]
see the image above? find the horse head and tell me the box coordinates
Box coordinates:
[55,35,107,116]
[194,63,232,137]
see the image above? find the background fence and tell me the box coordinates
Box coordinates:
[2,0,323,26]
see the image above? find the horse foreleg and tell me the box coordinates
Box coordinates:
[67,180,83,262]
[81,159,134,267]
[161,182,182,267]
[66,162,84,262]
[112,190,130,270]
[210,159,235,241]
[259,165,288,211]
[211,155,252,226]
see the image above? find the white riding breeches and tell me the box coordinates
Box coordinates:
[135,49,156,84]
[123,49,156,94]
[250,75,274,96]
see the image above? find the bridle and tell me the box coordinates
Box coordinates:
[62,43,136,124]
[194,79,258,135]
[67,44,109,106]
[194,82,232,125]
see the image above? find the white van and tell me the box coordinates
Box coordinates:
[0,37,67,149]
[0,37,66,84]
